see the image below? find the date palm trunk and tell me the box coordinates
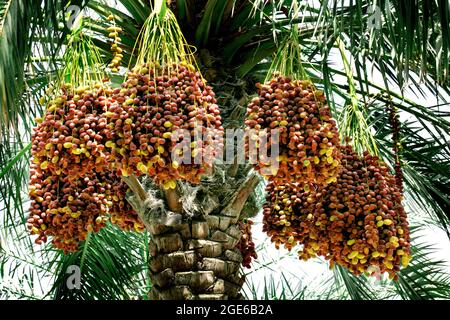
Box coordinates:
[147,215,244,300]
[123,172,260,300]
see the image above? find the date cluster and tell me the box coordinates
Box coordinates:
[263,145,411,279]
[27,162,143,252]
[28,84,144,252]
[236,220,258,268]
[104,63,224,189]
[245,76,341,188]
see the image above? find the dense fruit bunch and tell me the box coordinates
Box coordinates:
[104,63,223,188]
[28,81,144,252]
[28,163,109,252]
[236,220,258,268]
[245,76,341,187]
[262,182,329,258]
[27,163,143,252]
[31,84,116,182]
[262,145,411,278]
[322,145,410,278]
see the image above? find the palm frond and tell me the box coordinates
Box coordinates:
[48,224,150,300]
[394,239,450,299]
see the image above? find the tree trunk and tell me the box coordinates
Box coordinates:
[123,173,260,300]
[147,216,245,300]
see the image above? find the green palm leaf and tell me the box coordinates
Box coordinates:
[48,224,150,300]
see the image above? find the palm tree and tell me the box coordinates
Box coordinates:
[1,0,449,300]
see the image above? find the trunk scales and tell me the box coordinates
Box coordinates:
[123,173,260,300]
